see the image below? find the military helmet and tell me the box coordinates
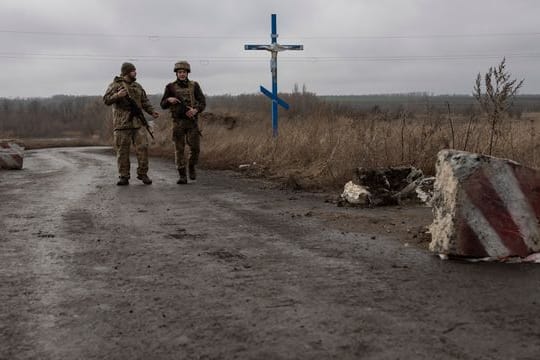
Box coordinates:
[174,61,191,73]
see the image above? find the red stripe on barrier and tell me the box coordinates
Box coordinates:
[0,158,9,168]
[10,154,22,165]
[464,169,529,257]
[511,164,540,221]
[456,214,488,257]
[0,155,22,169]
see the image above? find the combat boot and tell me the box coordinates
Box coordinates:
[117,176,129,186]
[177,167,188,184]
[137,174,152,185]
[188,164,196,180]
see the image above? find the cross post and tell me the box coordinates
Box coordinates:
[244,14,303,137]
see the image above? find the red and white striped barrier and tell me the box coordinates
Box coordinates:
[0,141,25,170]
[429,150,540,259]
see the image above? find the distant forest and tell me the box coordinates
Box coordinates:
[1,92,539,139]
[0,95,111,139]
[321,93,540,115]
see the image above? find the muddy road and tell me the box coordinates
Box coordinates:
[1,147,539,359]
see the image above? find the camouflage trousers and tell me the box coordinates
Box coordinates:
[114,127,149,178]
[173,125,200,169]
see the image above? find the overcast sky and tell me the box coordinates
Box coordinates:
[1,0,540,98]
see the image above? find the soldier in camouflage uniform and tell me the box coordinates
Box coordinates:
[160,61,206,184]
[103,62,159,186]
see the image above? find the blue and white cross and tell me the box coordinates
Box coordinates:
[244,14,303,137]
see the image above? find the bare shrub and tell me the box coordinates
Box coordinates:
[473,58,524,155]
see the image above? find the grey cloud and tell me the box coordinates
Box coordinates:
[1,0,539,97]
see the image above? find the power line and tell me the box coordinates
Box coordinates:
[3,29,540,40]
[0,30,249,40]
[297,32,540,40]
[1,52,540,62]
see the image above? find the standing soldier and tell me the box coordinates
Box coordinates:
[160,61,206,184]
[103,62,159,186]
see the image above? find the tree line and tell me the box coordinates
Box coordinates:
[0,95,111,139]
[0,90,535,140]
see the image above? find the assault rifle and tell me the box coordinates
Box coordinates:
[172,99,189,119]
[123,89,155,140]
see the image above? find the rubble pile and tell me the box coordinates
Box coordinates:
[340,166,434,207]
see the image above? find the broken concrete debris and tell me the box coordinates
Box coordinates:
[339,166,433,207]
[341,181,370,206]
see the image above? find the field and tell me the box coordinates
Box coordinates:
[160,93,540,189]
[2,93,540,190]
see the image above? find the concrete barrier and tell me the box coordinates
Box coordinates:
[429,150,540,258]
[0,141,25,170]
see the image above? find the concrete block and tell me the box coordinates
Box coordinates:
[429,150,540,258]
[0,141,25,170]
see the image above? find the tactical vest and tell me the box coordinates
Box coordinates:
[170,81,196,108]
[123,81,145,109]
[108,77,145,129]
[168,80,198,126]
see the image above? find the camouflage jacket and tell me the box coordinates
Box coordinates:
[103,76,156,130]
[160,79,206,127]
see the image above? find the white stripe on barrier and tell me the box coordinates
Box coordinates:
[486,161,540,249]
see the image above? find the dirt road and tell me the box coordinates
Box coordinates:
[1,147,539,359]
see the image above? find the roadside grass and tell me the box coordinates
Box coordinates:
[151,110,540,190]
[5,107,539,191]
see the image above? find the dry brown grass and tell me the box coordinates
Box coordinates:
[148,109,540,190]
[8,107,538,191]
